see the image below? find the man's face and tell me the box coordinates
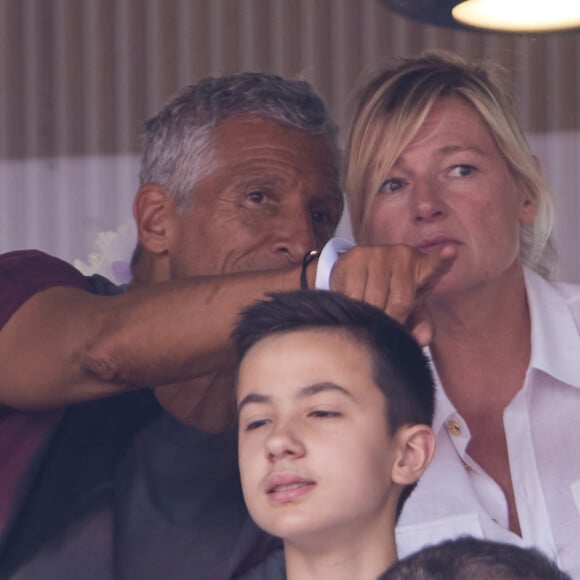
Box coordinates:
[237,328,399,550]
[167,116,342,278]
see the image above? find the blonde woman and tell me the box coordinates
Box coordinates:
[340,51,579,577]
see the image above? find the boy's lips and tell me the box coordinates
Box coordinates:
[265,473,316,503]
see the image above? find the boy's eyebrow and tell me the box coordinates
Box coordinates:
[237,382,354,413]
[298,382,354,400]
[238,393,271,414]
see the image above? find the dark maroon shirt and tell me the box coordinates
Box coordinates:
[0,250,275,580]
[0,250,90,530]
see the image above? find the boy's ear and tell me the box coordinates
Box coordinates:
[391,424,436,486]
[133,183,176,255]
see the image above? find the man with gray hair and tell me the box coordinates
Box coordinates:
[0,72,453,579]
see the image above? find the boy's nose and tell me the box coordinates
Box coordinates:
[264,424,306,461]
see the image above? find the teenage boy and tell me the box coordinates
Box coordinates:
[231,290,437,580]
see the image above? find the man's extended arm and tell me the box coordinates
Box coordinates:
[0,246,455,410]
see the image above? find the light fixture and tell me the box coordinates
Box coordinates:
[453,0,580,32]
[379,0,580,32]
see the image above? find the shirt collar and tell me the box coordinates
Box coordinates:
[428,268,580,435]
[524,267,580,389]
[424,348,459,436]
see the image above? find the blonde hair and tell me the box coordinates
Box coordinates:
[345,50,555,277]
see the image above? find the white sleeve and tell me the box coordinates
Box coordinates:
[314,238,356,290]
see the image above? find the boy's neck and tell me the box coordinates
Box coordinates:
[284,527,398,580]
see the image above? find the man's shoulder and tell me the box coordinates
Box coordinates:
[0,249,92,299]
[0,249,86,280]
[0,250,122,328]
[86,273,125,296]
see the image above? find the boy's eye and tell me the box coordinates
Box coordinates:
[379,178,405,194]
[449,164,475,177]
[308,409,341,419]
[244,418,270,431]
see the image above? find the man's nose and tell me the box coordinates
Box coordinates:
[271,206,316,262]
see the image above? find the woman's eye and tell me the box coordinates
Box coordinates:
[449,164,475,177]
[379,178,405,194]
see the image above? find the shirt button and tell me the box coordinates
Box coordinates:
[447,420,462,436]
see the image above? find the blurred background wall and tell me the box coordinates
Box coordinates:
[1,0,579,280]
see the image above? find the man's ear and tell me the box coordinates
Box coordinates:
[391,424,436,486]
[133,183,176,255]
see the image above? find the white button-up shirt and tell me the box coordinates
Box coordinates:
[396,268,580,578]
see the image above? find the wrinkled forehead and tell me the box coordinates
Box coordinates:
[209,115,341,183]
[217,113,339,162]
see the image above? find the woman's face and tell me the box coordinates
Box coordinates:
[364,96,536,298]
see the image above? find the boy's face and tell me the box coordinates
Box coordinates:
[237,328,401,547]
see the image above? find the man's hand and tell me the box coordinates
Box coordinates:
[329,244,457,346]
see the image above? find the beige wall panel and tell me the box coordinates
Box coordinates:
[2,0,580,159]
[0,0,579,281]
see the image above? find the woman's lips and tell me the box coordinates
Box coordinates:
[416,237,461,253]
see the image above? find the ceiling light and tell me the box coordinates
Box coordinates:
[453,0,580,32]
[379,0,580,32]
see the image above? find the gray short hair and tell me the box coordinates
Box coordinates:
[140,72,339,212]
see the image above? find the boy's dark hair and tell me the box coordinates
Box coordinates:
[379,537,572,580]
[232,290,435,515]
